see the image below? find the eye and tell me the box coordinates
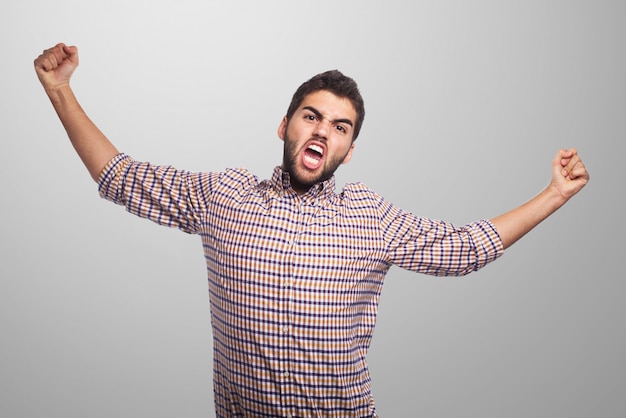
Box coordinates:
[335,124,349,134]
[304,113,317,122]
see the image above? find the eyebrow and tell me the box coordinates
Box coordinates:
[302,106,354,127]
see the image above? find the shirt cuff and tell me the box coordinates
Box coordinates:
[97,153,132,203]
[472,219,505,269]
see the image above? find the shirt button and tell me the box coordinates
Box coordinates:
[283,371,290,378]
[281,326,289,334]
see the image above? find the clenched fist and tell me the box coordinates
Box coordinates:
[34,43,79,92]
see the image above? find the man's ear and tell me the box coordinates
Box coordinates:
[277,116,287,141]
[341,143,355,165]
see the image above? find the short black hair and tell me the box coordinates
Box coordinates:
[286,70,365,141]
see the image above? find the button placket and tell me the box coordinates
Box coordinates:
[278,198,302,407]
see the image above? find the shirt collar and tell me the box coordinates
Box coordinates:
[269,166,336,199]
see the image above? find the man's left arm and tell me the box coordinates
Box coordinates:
[490,148,589,249]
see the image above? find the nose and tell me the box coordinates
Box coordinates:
[312,117,331,139]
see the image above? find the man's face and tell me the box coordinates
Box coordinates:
[278,90,356,193]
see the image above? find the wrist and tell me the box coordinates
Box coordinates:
[544,183,569,211]
[45,82,76,107]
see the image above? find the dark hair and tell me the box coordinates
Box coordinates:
[285,70,365,141]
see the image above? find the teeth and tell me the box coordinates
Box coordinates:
[308,144,323,155]
[304,155,319,164]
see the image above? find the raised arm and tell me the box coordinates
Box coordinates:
[34,43,119,181]
[491,148,589,249]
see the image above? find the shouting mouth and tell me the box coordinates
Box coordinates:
[302,143,325,170]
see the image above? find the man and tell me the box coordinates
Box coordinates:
[35,43,589,418]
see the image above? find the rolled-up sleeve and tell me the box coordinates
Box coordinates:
[379,197,504,276]
[97,153,215,235]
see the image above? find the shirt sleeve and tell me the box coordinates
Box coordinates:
[97,153,216,235]
[378,196,504,276]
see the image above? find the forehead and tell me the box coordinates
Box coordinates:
[299,90,357,122]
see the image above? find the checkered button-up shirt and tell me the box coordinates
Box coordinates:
[98,153,503,417]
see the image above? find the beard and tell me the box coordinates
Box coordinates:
[282,134,349,193]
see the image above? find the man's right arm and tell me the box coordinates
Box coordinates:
[34,43,119,181]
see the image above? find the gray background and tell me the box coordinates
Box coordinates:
[1,1,624,417]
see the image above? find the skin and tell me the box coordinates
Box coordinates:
[490,148,589,248]
[278,90,356,194]
[34,43,119,181]
[34,43,590,250]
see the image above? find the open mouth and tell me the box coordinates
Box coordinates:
[302,143,325,169]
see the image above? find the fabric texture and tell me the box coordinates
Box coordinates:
[98,153,503,417]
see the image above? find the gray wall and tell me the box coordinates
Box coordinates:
[1,1,624,417]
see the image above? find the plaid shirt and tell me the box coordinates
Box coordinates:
[98,153,503,417]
